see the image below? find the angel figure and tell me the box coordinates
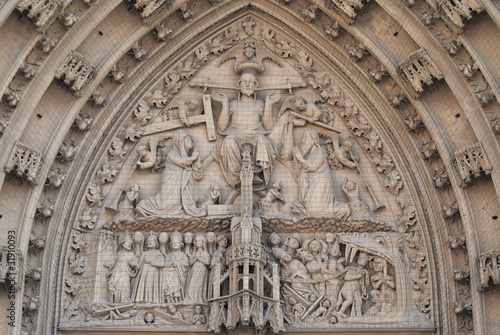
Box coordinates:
[166,98,203,127]
[331,133,358,170]
[133,140,157,170]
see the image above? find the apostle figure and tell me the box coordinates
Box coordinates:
[211,72,281,188]
[133,231,164,303]
[136,129,205,217]
[291,129,349,217]
[161,231,188,303]
[185,235,211,303]
[106,231,139,304]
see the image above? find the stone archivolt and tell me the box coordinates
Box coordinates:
[58,16,432,334]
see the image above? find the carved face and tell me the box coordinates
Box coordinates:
[373,257,384,272]
[218,237,228,248]
[273,180,282,190]
[184,136,194,151]
[184,233,193,245]
[281,252,292,263]
[328,246,340,257]
[324,233,334,244]
[310,240,321,253]
[295,98,306,111]
[238,73,258,96]
[188,98,199,110]
[287,237,300,249]
[168,305,176,313]
[195,306,202,314]
[323,300,331,308]
[170,239,182,251]
[243,46,255,59]
[194,236,205,249]
[358,253,369,266]
[130,184,139,192]
[144,312,155,323]
[300,132,315,155]
[269,233,281,245]
[122,240,132,251]
[345,181,356,192]
[207,233,216,244]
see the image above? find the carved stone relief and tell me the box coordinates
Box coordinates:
[398,49,444,95]
[54,51,96,97]
[453,142,492,186]
[58,15,432,334]
[5,141,44,186]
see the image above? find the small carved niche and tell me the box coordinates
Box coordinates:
[4,141,44,186]
[398,49,443,95]
[55,51,96,97]
[453,142,491,186]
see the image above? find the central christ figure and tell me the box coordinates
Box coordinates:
[211,72,281,189]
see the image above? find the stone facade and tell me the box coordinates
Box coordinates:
[0,1,499,335]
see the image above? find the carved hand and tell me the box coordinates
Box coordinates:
[266,91,281,104]
[212,91,228,103]
[190,148,200,162]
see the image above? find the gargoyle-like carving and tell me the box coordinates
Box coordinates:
[16,0,61,31]
[91,92,108,106]
[453,142,492,185]
[420,141,438,160]
[26,268,42,282]
[301,4,317,23]
[404,114,424,131]
[5,142,44,186]
[442,203,459,219]
[41,37,57,53]
[478,250,500,291]
[29,234,46,255]
[475,91,493,106]
[331,0,364,18]
[0,120,9,133]
[369,66,387,82]
[55,51,96,97]
[72,113,93,131]
[458,63,478,78]
[4,89,21,106]
[57,140,78,163]
[130,43,148,61]
[45,168,65,189]
[155,24,172,42]
[453,269,470,282]
[438,0,483,30]
[448,233,466,250]
[491,116,500,134]
[61,13,79,27]
[36,200,54,218]
[398,49,443,94]
[348,44,368,60]
[22,65,37,79]
[432,168,449,188]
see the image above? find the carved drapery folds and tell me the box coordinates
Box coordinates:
[55,51,96,97]
[453,142,492,186]
[5,141,44,186]
[398,49,443,95]
[478,250,500,291]
[59,16,433,333]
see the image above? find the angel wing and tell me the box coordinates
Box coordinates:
[254,46,283,69]
[277,95,296,119]
[217,44,245,68]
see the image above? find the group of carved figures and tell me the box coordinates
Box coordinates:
[269,233,396,322]
[114,127,372,220]
[110,62,379,220]
[105,230,228,308]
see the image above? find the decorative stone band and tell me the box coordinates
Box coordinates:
[478,249,500,291]
[453,142,492,186]
[55,51,96,97]
[225,243,268,265]
[4,141,44,186]
[398,49,443,95]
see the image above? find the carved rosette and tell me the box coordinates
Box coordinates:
[5,141,44,186]
[453,142,492,186]
[55,51,96,97]
[398,49,443,95]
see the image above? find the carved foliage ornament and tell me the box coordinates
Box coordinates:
[5,141,44,186]
[453,142,492,186]
[55,51,96,97]
[398,49,443,94]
